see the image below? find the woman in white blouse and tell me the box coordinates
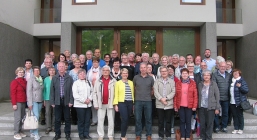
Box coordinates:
[72,69,93,140]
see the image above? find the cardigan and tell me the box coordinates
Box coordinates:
[113,80,134,105]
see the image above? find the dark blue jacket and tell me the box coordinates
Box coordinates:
[231,77,249,106]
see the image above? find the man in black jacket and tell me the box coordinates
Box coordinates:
[212,61,231,133]
[50,62,74,140]
[120,53,134,81]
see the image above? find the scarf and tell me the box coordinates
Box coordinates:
[88,67,100,82]
[112,68,120,78]
[181,77,190,84]
[35,76,43,86]
[231,76,241,86]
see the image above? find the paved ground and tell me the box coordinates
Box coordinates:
[1,99,257,140]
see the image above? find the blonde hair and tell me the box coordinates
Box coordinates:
[226,60,233,67]
[187,62,195,66]
[73,58,81,64]
[15,67,25,75]
[121,68,129,74]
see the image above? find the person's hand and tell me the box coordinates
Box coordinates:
[174,108,178,112]
[236,83,241,87]
[52,105,55,108]
[160,98,167,105]
[163,101,168,105]
[215,109,219,114]
[69,103,73,107]
[95,107,99,110]
[114,105,119,112]
[29,106,33,110]
[192,108,196,111]
[12,105,17,110]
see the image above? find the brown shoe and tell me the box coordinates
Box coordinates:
[136,136,141,140]
[147,136,152,140]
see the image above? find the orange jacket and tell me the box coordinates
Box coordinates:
[174,79,198,109]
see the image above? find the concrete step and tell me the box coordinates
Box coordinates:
[1,129,257,139]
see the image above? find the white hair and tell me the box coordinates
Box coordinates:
[172,54,179,58]
[142,53,149,57]
[86,50,93,54]
[128,52,135,56]
[216,56,225,63]
[71,53,78,58]
[102,65,111,71]
[152,53,159,58]
[79,54,85,58]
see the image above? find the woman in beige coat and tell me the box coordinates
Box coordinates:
[154,66,176,140]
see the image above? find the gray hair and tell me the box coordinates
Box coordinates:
[78,68,86,75]
[71,53,78,58]
[128,52,135,56]
[140,62,148,67]
[45,52,50,57]
[44,58,52,62]
[86,50,93,54]
[102,65,111,71]
[142,52,149,57]
[172,54,179,58]
[152,53,159,58]
[216,56,225,63]
[159,66,168,72]
[202,70,212,77]
[79,54,86,58]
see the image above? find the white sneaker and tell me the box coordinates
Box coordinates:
[30,133,35,138]
[34,134,41,140]
[19,132,26,137]
[14,134,22,140]
[232,130,238,134]
[238,130,243,134]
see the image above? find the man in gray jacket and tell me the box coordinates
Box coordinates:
[50,62,74,140]
[212,61,231,133]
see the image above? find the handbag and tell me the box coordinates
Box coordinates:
[241,100,251,110]
[22,110,38,130]
[240,93,251,110]
[175,129,193,140]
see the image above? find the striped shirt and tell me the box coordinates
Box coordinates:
[59,74,65,98]
[124,82,133,101]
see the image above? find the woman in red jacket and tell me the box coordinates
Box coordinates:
[10,67,27,140]
[174,68,198,140]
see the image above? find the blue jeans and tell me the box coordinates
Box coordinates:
[214,101,229,129]
[76,107,91,137]
[30,102,42,135]
[118,101,133,137]
[134,101,152,136]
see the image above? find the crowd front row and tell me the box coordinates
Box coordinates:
[10,61,249,140]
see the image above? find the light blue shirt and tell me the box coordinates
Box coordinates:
[194,65,201,74]
[218,70,226,78]
[202,58,216,71]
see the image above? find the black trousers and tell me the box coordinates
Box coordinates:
[54,98,71,136]
[178,107,192,138]
[199,108,215,140]
[230,104,244,130]
[157,108,173,138]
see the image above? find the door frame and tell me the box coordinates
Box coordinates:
[76,26,200,56]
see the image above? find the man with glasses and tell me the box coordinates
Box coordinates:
[175,56,187,78]
[110,50,120,67]
[120,53,134,81]
[152,53,160,76]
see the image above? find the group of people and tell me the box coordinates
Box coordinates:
[10,48,249,140]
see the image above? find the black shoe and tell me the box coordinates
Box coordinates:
[79,136,85,140]
[52,135,61,140]
[214,128,220,133]
[65,134,72,140]
[221,128,228,133]
[41,120,46,125]
[84,135,92,139]
[192,129,196,134]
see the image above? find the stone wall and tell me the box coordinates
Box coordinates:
[236,31,257,98]
[0,22,39,101]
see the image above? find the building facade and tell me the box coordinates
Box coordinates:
[0,0,257,100]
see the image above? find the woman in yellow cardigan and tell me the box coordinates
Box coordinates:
[113,68,134,140]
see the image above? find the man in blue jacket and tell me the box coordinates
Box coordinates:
[87,49,105,71]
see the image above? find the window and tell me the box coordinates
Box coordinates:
[180,0,205,5]
[72,0,97,5]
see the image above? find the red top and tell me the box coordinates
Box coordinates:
[102,77,110,104]
[180,83,189,107]
[10,78,27,105]
[174,79,198,109]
